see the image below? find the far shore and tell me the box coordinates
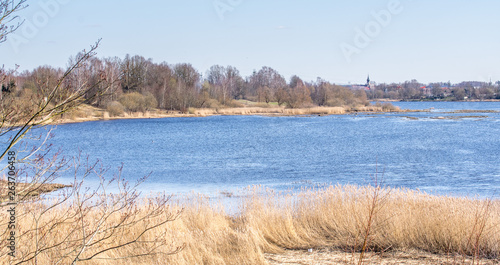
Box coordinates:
[375,98,500,102]
[51,102,500,126]
[51,104,408,125]
[10,101,499,127]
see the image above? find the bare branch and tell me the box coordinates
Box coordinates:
[0,0,27,43]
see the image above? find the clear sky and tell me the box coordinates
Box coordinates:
[1,0,499,84]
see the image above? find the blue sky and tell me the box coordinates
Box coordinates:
[1,0,499,84]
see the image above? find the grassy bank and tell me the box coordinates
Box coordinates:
[0,179,71,202]
[1,185,498,264]
[48,103,403,125]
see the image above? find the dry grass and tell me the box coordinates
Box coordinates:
[0,197,181,264]
[190,105,405,117]
[282,107,346,115]
[266,249,499,265]
[0,179,70,201]
[243,186,499,259]
[49,103,406,125]
[1,185,497,264]
[197,106,365,116]
[368,103,402,112]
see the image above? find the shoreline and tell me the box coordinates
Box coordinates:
[374,99,500,102]
[266,249,499,265]
[52,105,408,125]
[6,183,499,264]
[52,103,499,126]
[0,179,71,201]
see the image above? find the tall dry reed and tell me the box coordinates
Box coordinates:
[1,185,498,264]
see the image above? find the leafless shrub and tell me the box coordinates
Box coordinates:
[0,37,184,263]
[106,101,125,117]
[119,92,157,113]
[0,153,183,264]
[0,0,27,43]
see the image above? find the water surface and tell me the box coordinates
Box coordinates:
[33,102,500,198]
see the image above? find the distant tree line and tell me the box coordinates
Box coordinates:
[367,80,500,101]
[3,54,499,116]
[1,54,370,115]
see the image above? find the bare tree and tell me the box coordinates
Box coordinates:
[206,65,243,105]
[172,63,200,111]
[0,0,26,43]
[103,57,123,102]
[1,46,183,264]
[430,83,444,98]
[285,75,312,108]
[0,154,182,264]
[250,66,286,103]
[120,55,150,92]
[0,0,25,101]
[0,41,109,162]
[0,3,183,263]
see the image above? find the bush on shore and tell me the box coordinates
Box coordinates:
[106,101,125,117]
[119,92,158,113]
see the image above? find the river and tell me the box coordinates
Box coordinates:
[34,101,500,198]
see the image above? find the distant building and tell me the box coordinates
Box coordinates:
[420,86,431,96]
[342,75,375,91]
[366,75,376,90]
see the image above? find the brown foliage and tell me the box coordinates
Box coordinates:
[119,92,157,113]
[106,101,125,117]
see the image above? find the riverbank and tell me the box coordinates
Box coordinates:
[266,249,498,264]
[0,179,71,201]
[50,103,405,125]
[374,99,500,102]
[3,184,498,264]
[47,103,500,126]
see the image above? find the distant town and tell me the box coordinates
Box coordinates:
[346,76,500,101]
[2,56,499,120]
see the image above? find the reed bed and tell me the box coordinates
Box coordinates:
[243,186,499,259]
[194,106,382,116]
[1,185,497,264]
[47,103,405,125]
[195,105,402,116]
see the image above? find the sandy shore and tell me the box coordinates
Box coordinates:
[265,249,499,265]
